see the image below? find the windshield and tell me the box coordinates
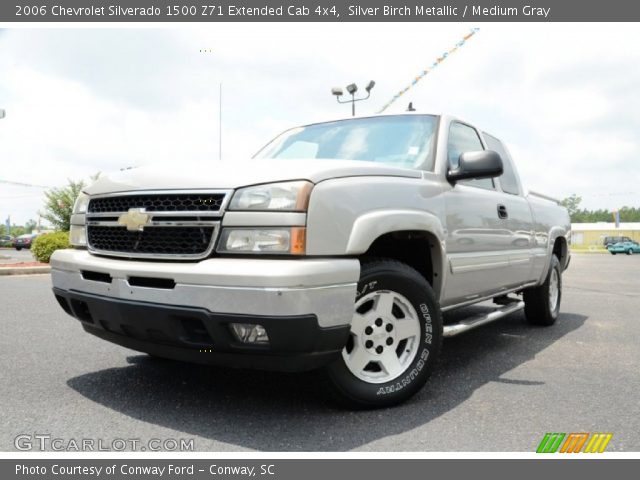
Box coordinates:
[254,115,438,170]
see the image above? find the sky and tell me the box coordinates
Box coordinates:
[0,23,639,225]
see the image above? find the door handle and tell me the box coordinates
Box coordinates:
[497,204,508,219]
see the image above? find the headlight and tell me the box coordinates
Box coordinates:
[70,193,89,248]
[217,228,306,255]
[229,181,313,211]
[69,225,87,247]
[73,192,90,214]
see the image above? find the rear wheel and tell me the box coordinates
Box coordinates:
[523,255,562,326]
[325,259,442,408]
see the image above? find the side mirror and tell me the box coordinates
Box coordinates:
[447,150,503,183]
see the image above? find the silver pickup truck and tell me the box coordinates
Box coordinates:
[51,113,570,408]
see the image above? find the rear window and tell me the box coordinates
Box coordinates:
[483,133,520,195]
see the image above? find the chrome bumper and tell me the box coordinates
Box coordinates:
[50,249,360,328]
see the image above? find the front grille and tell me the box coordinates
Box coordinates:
[88,193,225,213]
[86,190,228,259]
[88,226,216,256]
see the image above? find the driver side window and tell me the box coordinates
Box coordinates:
[447,122,494,190]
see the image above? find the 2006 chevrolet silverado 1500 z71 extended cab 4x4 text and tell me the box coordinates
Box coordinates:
[51,113,570,408]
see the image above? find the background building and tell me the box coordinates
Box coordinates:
[571,222,640,247]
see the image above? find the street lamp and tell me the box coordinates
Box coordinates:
[331,80,375,116]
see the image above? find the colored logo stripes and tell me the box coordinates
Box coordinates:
[537,433,613,453]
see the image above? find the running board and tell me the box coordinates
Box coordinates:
[443,301,525,337]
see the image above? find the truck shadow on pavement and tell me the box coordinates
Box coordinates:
[67,309,587,451]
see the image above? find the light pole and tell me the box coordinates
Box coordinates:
[2,109,8,238]
[219,83,222,161]
[331,81,375,116]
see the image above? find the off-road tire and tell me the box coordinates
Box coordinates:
[523,254,562,326]
[325,259,442,408]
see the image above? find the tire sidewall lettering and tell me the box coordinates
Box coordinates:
[371,294,434,396]
[376,349,429,396]
[356,280,378,299]
[330,261,443,406]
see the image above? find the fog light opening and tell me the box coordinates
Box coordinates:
[229,323,270,345]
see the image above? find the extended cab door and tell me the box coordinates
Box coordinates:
[441,122,532,307]
[482,132,535,285]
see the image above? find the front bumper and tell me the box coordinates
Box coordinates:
[50,249,359,372]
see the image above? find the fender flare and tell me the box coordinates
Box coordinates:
[538,227,569,284]
[345,209,445,254]
[344,209,446,297]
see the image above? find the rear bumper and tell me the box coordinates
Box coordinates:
[50,249,359,372]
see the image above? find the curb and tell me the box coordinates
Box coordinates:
[0,266,51,276]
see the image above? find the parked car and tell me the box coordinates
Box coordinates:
[603,235,633,247]
[14,233,38,250]
[1,235,15,247]
[50,113,571,408]
[607,241,640,255]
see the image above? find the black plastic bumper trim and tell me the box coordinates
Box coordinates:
[53,288,350,372]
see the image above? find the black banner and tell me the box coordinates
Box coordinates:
[4,459,640,480]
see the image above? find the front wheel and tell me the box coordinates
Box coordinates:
[15,247,22,251]
[523,255,562,326]
[325,259,442,408]
[627,249,634,255]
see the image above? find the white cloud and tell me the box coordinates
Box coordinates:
[1,23,639,224]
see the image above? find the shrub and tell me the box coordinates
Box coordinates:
[31,231,70,263]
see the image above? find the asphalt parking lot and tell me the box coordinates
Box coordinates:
[1,253,639,452]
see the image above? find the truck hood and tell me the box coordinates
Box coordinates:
[85,159,422,195]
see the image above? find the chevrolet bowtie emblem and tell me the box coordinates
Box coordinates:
[118,208,152,232]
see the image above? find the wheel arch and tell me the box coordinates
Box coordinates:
[537,229,570,285]
[552,234,569,270]
[345,210,445,299]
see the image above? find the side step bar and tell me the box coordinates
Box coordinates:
[443,300,525,338]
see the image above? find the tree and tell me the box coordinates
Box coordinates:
[560,194,582,220]
[10,225,26,237]
[619,206,640,222]
[560,194,640,223]
[24,219,37,233]
[39,179,86,232]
